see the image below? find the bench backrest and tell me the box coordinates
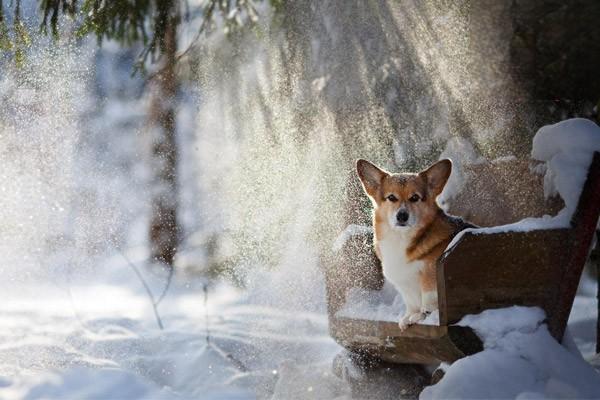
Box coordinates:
[438,152,600,340]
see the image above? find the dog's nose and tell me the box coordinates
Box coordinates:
[397,210,409,224]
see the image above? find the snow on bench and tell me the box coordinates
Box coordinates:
[335,285,440,326]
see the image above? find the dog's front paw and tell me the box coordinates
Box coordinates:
[408,312,425,324]
[398,312,425,330]
[398,313,411,331]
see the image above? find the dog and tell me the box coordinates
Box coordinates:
[356,158,475,330]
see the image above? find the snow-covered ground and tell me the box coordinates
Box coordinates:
[0,263,349,399]
[0,265,597,399]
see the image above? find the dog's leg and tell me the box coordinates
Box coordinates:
[419,263,438,314]
[421,291,438,313]
[398,283,424,330]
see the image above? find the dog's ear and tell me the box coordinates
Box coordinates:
[356,159,388,198]
[419,159,452,197]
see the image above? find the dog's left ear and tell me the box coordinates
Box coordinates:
[356,159,388,199]
[419,159,452,197]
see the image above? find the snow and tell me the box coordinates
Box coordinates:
[0,271,347,400]
[532,118,600,217]
[270,361,351,400]
[423,306,600,399]
[2,273,596,400]
[335,285,439,326]
[3,369,178,400]
[446,215,567,250]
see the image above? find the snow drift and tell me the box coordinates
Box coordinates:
[422,307,600,399]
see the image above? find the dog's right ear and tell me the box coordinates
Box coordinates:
[356,159,388,198]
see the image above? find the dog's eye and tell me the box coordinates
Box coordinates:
[409,194,420,202]
[386,194,398,202]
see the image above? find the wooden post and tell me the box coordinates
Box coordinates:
[551,152,600,340]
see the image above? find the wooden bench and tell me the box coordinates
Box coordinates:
[325,153,600,365]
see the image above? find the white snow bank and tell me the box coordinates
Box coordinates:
[448,118,600,250]
[457,305,545,345]
[1,368,178,400]
[532,118,600,217]
[422,306,600,399]
[0,278,341,400]
[335,285,439,326]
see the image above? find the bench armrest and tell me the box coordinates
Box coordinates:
[437,228,571,334]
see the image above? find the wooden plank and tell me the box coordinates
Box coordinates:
[438,152,600,342]
[438,229,571,327]
[331,317,482,364]
[550,152,600,339]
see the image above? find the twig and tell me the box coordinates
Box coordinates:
[51,268,90,332]
[118,249,164,330]
[204,282,210,345]
[210,339,249,372]
[202,282,248,372]
[175,0,216,64]
[143,5,211,82]
[155,264,174,306]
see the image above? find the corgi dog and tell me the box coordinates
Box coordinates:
[356,158,474,330]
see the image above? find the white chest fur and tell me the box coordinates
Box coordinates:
[377,230,424,313]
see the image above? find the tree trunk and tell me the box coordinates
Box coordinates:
[148,17,179,267]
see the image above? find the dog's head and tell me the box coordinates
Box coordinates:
[356,159,452,231]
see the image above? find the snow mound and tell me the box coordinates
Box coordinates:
[422,306,600,399]
[0,280,341,400]
[532,118,600,219]
[1,368,178,400]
